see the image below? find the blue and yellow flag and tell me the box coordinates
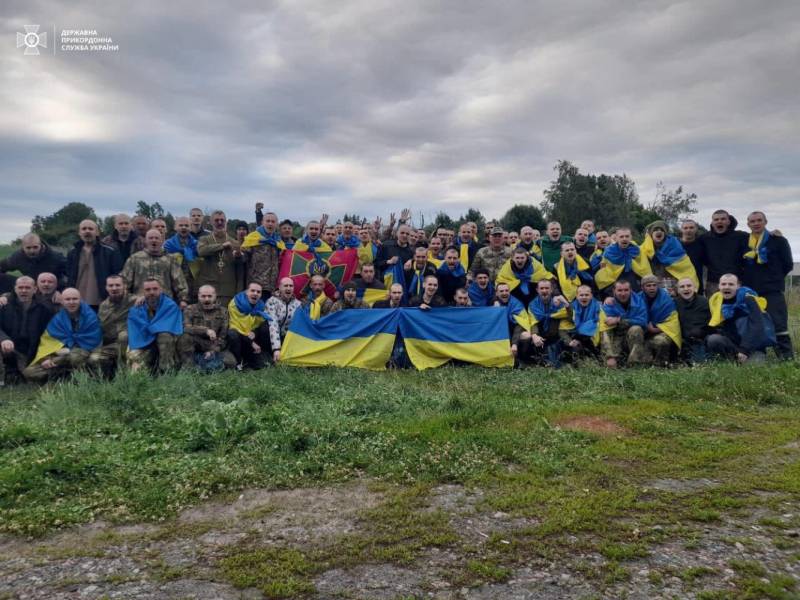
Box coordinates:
[356,287,389,307]
[645,288,682,349]
[708,287,767,327]
[399,307,514,370]
[640,234,699,288]
[495,257,552,292]
[594,242,652,290]
[281,308,399,370]
[743,230,770,264]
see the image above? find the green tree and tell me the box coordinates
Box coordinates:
[647,182,698,231]
[31,202,98,248]
[431,212,455,231]
[136,201,175,233]
[499,204,545,232]
[541,160,645,234]
[457,208,486,230]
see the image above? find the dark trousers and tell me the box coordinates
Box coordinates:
[762,291,793,359]
[226,322,272,368]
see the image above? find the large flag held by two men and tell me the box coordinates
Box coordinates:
[281,306,514,371]
[279,248,359,299]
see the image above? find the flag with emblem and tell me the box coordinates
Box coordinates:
[278,248,359,299]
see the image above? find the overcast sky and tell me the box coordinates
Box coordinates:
[1,0,799,256]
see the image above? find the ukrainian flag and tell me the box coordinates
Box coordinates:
[356,287,389,307]
[281,307,399,370]
[399,307,514,370]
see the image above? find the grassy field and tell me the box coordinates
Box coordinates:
[1,359,800,597]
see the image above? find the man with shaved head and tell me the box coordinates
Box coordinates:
[66,220,123,309]
[164,216,200,302]
[121,229,188,307]
[150,219,168,240]
[132,215,150,239]
[189,208,210,239]
[0,276,52,385]
[243,211,281,298]
[265,277,303,363]
[178,284,235,371]
[0,271,60,313]
[102,213,144,263]
[0,232,67,285]
[376,224,414,279]
[23,288,101,383]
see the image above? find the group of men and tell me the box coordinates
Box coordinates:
[0,204,794,384]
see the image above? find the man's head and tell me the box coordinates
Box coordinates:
[36,272,58,296]
[132,215,149,236]
[489,227,504,249]
[576,284,593,306]
[175,216,190,236]
[211,211,227,232]
[278,277,295,300]
[145,229,164,253]
[343,221,354,237]
[641,274,659,298]
[342,281,357,302]
[615,227,632,248]
[305,220,321,240]
[360,263,376,283]
[711,210,731,234]
[536,279,553,301]
[413,246,429,269]
[79,219,99,243]
[680,220,698,241]
[322,226,337,246]
[581,220,595,234]
[143,279,163,304]
[507,231,519,247]
[309,275,326,296]
[423,274,438,296]
[747,211,767,235]
[496,282,511,302]
[719,273,740,299]
[595,230,610,249]
[475,269,490,289]
[676,277,696,300]
[444,247,460,268]
[459,224,472,243]
[335,223,344,236]
[113,214,132,238]
[246,282,262,303]
[388,283,404,305]
[512,247,529,269]
[151,219,168,238]
[428,236,442,256]
[21,233,42,258]
[396,225,411,246]
[198,284,217,308]
[262,212,278,232]
[61,287,81,313]
[14,276,36,303]
[280,219,294,238]
[612,279,632,303]
[573,228,588,246]
[530,229,541,242]
[547,221,562,240]
[648,221,667,244]
[520,226,534,244]
[560,241,577,262]
[189,208,205,228]
[454,288,470,306]
[235,221,249,240]
[416,229,428,244]
[105,274,125,300]
[359,227,372,243]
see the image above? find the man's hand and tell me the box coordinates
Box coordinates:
[532,334,545,348]
[647,324,661,334]
[255,202,264,211]
[273,350,280,362]
[222,241,232,249]
[134,295,146,307]
[387,256,399,265]
[519,331,532,341]
[419,303,430,311]
[52,291,62,304]
[56,347,70,356]
[320,213,329,227]
[399,208,411,222]
[0,296,7,307]
[0,340,14,354]
[605,316,620,326]
[251,342,261,354]
[204,351,213,360]
[737,352,748,364]
[403,259,412,270]
[553,295,568,306]
[510,343,518,357]
[206,329,217,341]
[569,339,580,349]
[41,359,56,369]
[388,212,396,226]
[180,301,188,310]
[603,297,615,306]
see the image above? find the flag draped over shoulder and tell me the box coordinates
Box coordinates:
[228,292,271,335]
[708,287,768,327]
[555,255,593,301]
[645,288,682,348]
[127,294,183,350]
[33,302,102,363]
[495,258,551,293]
[241,226,286,251]
[468,281,495,307]
[164,234,200,278]
[382,261,407,291]
[640,234,699,287]
[595,242,652,290]
[281,307,400,370]
[278,248,359,299]
[603,292,649,328]
[743,230,770,264]
[399,307,513,370]
[528,297,570,331]
[569,298,604,346]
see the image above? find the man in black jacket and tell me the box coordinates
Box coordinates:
[375,225,414,278]
[0,233,67,287]
[680,220,705,294]
[101,213,144,264]
[699,210,748,296]
[675,277,711,364]
[741,211,794,359]
[0,276,52,385]
[66,220,123,309]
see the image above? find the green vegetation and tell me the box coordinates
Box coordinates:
[1,356,800,596]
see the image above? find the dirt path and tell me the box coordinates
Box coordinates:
[1,480,799,599]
